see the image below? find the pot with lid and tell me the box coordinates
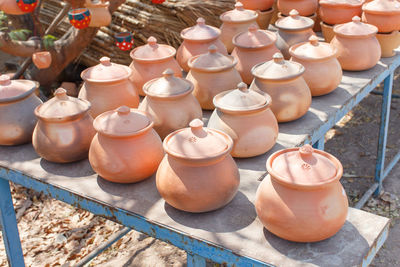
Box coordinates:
[319,0,363,25]
[362,0,400,33]
[277,0,318,17]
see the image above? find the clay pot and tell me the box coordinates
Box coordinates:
[277,0,318,16]
[376,31,400,57]
[208,82,278,158]
[186,45,242,110]
[331,16,381,71]
[68,8,91,29]
[156,119,240,213]
[319,0,363,25]
[16,0,38,13]
[250,53,311,122]
[177,18,228,72]
[277,11,320,34]
[255,144,348,242]
[0,75,42,145]
[114,32,134,51]
[129,36,182,96]
[0,0,28,14]
[89,106,164,183]
[220,2,259,53]
[231,24,280,84]
[139,69,202,139]
[274,9,316,59]
[85,0,111,27]
[362,0,400,33]
[320,21,335,42]
[256,8,275,29]
[289,36,342,96]
[240,0,274,11]
[79,57,140,118]
[32,51,52,69]
[32,88,96,163]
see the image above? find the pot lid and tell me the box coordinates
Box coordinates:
[363,0,400,14]
[233,24,276,48]
[275,9,314,31]
[81,57,131,82]
[213,82,269,111]
[143,69,193,97]
[164,119,232,160]
[269,144,338,186]
[220,2,258,23]
[0,75,36,99]
[333,16,378,37]
[130,36,175,60]
[180,17,221,41]
[289,36,337,60]
[252,53,304,80]
[189,45,234,70]
[319,0,362,7]
[93,106,152,137]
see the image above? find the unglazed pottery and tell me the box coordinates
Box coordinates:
[89,106,164,183]
[156,119,240,213]
[187,45,242,110]
[220,2,259,53]
[277,0,318,16]
[319,0,363,25]
[250,53,311,122]
[32,51,52,69]
[331,16,381,71]
[289,36,342,96]
[177,18,228,72]
[129,36,182,96]
[274,9,316,59]
[232,24,280,84]
[376,31,400,57]
[139,69,202,139]
[79,57,139,118]
[208,82,278,158]
[320,21,335,42]
[362,0,400,33]
[0,75,42,145]
[256,8,275,29]
[85,0,111,27]
[33,88,96,163]
[0,0,27,14]
[240,0,274,11]
[256,144,348,242]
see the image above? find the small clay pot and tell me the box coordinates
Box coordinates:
[319,0,363,25]
[68,8,91,29]
[256,8,274,29]
[240,0,274,11]
[277,0,318,16]
[85,0,111,27]
[16,0,38,13]
[376,31,400,58]
[362,0,400,33]
[114,32,134,51]
[320,21,335,42]
[32,51,52,69]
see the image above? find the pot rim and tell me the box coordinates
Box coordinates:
[319,1,362,8]
[129,45,177,62]
[187,54,238,72]
[0,80,39,104]
[34,98,92,123]
[180,25,221,41]
[251,61,305,81]
[219,11,258,24]
[362,8,400,16]
[142,77,194,99]
[288,41,338,61]
[232,30,277,50]
[85,1,110,8]
[333,25,378,38]
[80,65,132,83]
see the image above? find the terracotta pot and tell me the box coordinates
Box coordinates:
[274,9,316,59]
[186,45,242,110]
[156,119,240,213]
[33,88,96,163]
[240,0,274,11]
[220,2,259,53]
[277,0,318,16]
[114,32,134,51]
[256,8,275,29]
[320,21,335,42]
[270,0,279,24]
[250,53,311,122]
[0,75,42,145]
[139,69,202,139]
[289,36,342,96]
[85,0,112,27]
[255,144,348,242]
[16,0,37,13]
[208,82,278,158]
[376,31,400,57]
[319,0,363,25]
[89,106,164,183]
[177,18,228,72]
[231,24,280,84]
[32,51,52,69]
[331,16,381,71]
[79,57,140,118]
[362,0,400,33]
[129,36,182,96]
[68,8,91,29]
[0,0,27,14]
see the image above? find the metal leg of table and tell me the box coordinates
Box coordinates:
[0,178,25,267]
[187,253,206,267]
[312,137,325,151]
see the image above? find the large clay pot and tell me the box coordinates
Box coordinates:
[0,75,42,145]
[376,31,400,57]
[89,106,164,183]
[177,18,228,72]
[255,144,348,242]
[250,53,311,122]
[274,9,316,59]
[362,0,400,33]
[331,16,381,71]
[139,69,202,139]
[231,24,280,84]
[129,36,182,96]
[186,45,242,110]
[240,0,274,11]
[220,2,259,53]
[33,88,96,163]
[277,0,318,16]
[85,0,112,27]
[319,0,363,25]
[156,119,240,213]
[79,57,139,118]
[32,51,52,69]
[289,36,342,96]
[208,82,278,158]
[0,0,27,14]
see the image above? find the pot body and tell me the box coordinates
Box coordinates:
[376,31,400,58]
[87,5,112,27]
[320,21,335,42]
[138,95,202,139]
[277,0,318,16]
[220,20,259,53]
[250,77,311,122]
[255,175,348,242]
[319,4,362,25]
[330,35,381,71]
[256,8,274,29]
[32,52,52,69]
[78,79,139,118]
[0,0,26,15]
[156,154,240,212]
[362,12,400,33]
[240,0,274,11]
[89,130,164,183]
[276,28,315,59]
[32,114,96,163]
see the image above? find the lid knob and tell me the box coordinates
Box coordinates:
[54,88,68,100]
[235,2,244,10]
[189,119,206,136]
[117,105,131,115]
[0,75,11,86]
[309,35,319,46]
[237,82,248,92]
[147,36,158,46]
[289,9,299,18]
[208,44,218,53]
[299,144,314,157]
[248,24,258,33]
[162,68,174,77]
[100,57,111,66]
[197,17,206,25]
[273,53,284,63]
[352,16,361,23]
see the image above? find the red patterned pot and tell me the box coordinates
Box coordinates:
[68,8,91,30]
[16,0,37,13]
